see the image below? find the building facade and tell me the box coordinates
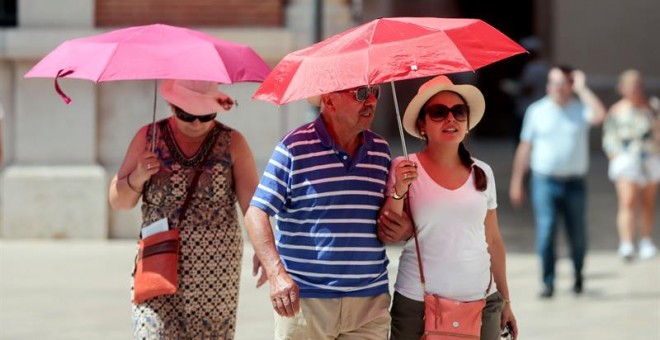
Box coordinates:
[1,0,658,238]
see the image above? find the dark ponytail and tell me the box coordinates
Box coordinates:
[458,142,487,192]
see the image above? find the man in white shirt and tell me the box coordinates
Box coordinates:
[509,66,606,298]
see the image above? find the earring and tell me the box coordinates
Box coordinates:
[420,130,425,135]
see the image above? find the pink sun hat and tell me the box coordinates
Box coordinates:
[160,79,234,115]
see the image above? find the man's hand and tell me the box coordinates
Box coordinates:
[269,271,301,317]
[572,70,587,93]
[378,209,413,243]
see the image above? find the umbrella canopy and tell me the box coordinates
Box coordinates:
[253,17,526,105]
[25,23,271,103]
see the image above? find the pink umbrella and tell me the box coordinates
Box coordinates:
[24,23,271,150]
[25,23,271,104]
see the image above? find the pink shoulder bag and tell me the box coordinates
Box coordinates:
[411,219,492,339]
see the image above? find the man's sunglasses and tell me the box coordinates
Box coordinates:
[424,104,469,122]
[347,85,381,102]
[174,106,217,123]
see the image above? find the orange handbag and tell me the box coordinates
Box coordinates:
[133,228,181,303]
[132,161,207,304]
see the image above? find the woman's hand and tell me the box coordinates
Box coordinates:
[130,151,161,187]
[253,253,268,288]
[501,303,518,340]
[393,160,417,196]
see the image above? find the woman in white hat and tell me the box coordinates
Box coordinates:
[109,79,259,339]
[380,76,518,339]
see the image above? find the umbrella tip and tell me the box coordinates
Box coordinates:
[411,64,418,71]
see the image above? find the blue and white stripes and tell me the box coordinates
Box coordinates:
[250,118,391,298]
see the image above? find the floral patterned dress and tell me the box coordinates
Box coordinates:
[603,104,660,184]
[132,119,243,340]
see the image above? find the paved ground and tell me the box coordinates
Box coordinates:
[1,242,658,340]
[1,138,659,339]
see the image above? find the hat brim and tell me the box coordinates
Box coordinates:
[403,83,485,139]
[308,95,322,106]
[160,80,229,115]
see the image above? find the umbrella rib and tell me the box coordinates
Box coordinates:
[95,43,122,83]
[96,25,149,82]
[364,19,380,85]
[443,23,481,71]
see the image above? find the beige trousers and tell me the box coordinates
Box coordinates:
[274,293,391,340]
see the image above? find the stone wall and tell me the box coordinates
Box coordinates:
[0,0,352,238]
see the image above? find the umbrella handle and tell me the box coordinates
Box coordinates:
[55,69,74,105]
[151,79,157,152]
[390,81,408,159]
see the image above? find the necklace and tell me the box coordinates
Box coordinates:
[161,120,219,168]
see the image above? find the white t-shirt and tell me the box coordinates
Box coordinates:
[389,154,498,302]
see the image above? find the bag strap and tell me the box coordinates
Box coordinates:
[408,199,427,292]
[409,198,493,298]
[176,168,204,226]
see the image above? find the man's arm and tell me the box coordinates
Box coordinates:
[509,142,532,208]
[572,70,606,126]
[244,206,300,317]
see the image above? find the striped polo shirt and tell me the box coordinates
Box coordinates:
[250,117,391,298]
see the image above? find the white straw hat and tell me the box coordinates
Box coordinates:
[403,75,485,139]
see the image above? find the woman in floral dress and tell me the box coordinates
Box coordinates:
[109,79,259,339]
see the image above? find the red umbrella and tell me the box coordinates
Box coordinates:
[254,17,525,105]
[253,17,525,156]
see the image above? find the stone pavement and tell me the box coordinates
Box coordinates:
[1,242,659,339]
[1,138,659,339]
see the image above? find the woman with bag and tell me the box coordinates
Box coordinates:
[109,79,259,339]
[379,76,518,339]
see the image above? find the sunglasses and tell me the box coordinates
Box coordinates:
[174,106,217,123]
[346,85,381,102]
[424,104,469,122]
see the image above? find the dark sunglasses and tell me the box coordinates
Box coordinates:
[424,104,469,122]
[174,106,217,123]
[347,85,381,102]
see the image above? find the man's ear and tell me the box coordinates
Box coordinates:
[322,94,335,111]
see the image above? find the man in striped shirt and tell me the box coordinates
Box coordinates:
[245,85,408,339]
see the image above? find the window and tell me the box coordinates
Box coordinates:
[0,0,17,27]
